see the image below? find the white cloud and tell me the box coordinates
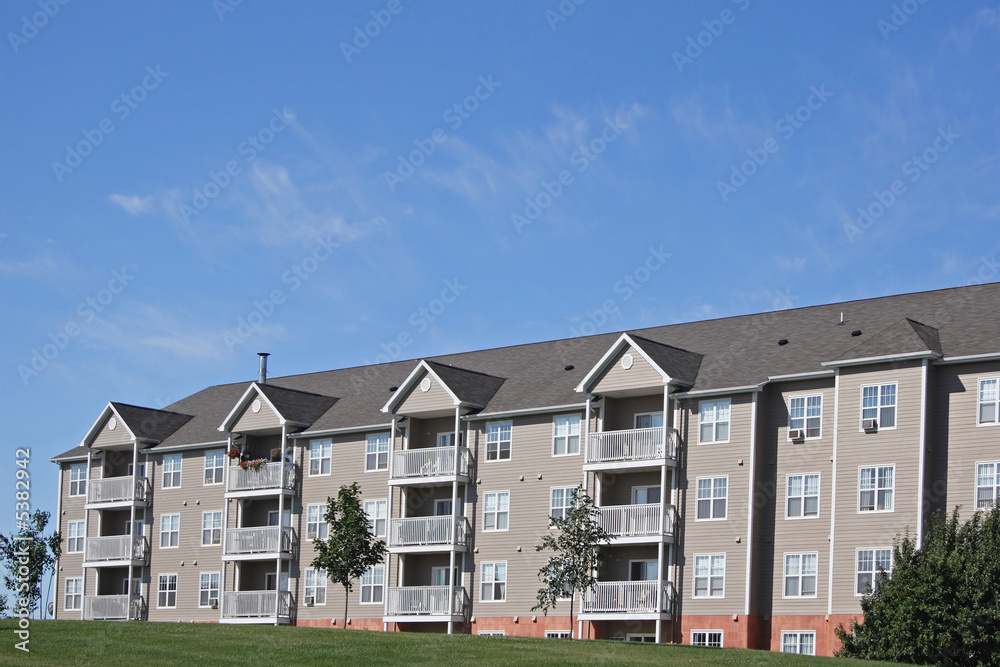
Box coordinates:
[109,193,154,215]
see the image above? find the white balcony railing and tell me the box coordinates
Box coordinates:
[385,586,469,617]
[390,447,471,480]
[597,503,675,539]
[84,535,149,563]
[586,427,678,465]
[388,516,470,549]
[223,526,293,556]
[86,476,151,505]
[582,581,674,614]
[221,590,291,619]
[83,595,144,621]
[226,463,297,494]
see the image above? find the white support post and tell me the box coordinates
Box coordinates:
[81,448,92,620]
[447,407,460,634]
[582,393,592,492]
[127,440,139,607]
[275,425,286,625]
[220,432,232,621]
[657,385,670,643]
[384,415,396,625]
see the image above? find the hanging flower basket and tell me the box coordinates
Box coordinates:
[227,448,243,461]
[239,458,268,472]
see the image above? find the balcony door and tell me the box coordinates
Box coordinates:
[431,566,459,587]
[435,499,461,516]
[634,412,663,429]
[267,509,292,527]
[631,486,661,505]
[265,572,289,591]
[629,560,658,582]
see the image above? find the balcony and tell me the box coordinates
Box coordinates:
[86,476,151,508]
[83,595,145,621]
[597,503,675,544]
[226,462,297,498]
[581,581,674,619]
[584,427,678,470]
[222,526,294,560]
[388,516,470,553]
[83,535,149,567]
[384,586,469,622]
[220,590,292,624]
[389,447,471,485]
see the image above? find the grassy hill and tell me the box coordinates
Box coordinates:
[0,620,902,666]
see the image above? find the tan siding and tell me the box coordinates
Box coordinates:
[233,391,282,432]
[604,394,667,431]
[593,345,665,395]
[397,370,456,415]
[92,414,134,448]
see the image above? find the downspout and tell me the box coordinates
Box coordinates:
[275,424,286,626]
[656,383,670,643]
[448,406,460,634]
[744,392,758,619]
[128,439,139,616]
[53,464,63,620]
[827,369,841,616]
[82,448,92,620]
[384,415,396,630]
[917,359,928,548]
[220,431,232,622]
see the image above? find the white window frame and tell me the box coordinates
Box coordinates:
[157,574,178,609]
[855,547,893,596]
[551,414,581,456]
[691,630,724,648]
[436,432,453,447]
[204,449,225,485]
[198,572,220,608]
[698,399,731,444]
[69,463,87,497]
[126,508,145,537]
[783,552,819,598]
[309,439,332,476]
[364,498,387,537]
[483,491,510,532]
[305,568,327,605]
[268,509,291,527]
[860,382,898,430]
[693,553,726,598]
[160,513,180,548]
[788,394,822,439]
[360,564,384,604]
[545,630,571,639]
[485,421,513,461]
[628,559,658,582]
[978,378,999,426]
[201,510,222,546]
[786,473,820,519]
[976,461,1000,510]
[67,520,85,553]
[695,476,727,520]
[634,412,664,428]
[550,486,576,523]
[781,631,816,655]
[306,503,329,541]
[431,566,459,587]
[162,453,182,489]
[65,577,82,610]
[480,561,507,602]
[631,485,661,505]
[626,634,656,643]
[365,433,390,472]
[435,498,458,516]
[478,630,505,636]
[858,465,895,513]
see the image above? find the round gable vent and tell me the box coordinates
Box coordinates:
[108,417,117,431]
[420,377,432,392]
[251,399,261,413]
[621,353,634,370]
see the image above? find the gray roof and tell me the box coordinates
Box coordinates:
[52,282,1000,460]
[111,402,194,442]
[627,334,703,387]
[424,360,505,408]
[255,383,338,425]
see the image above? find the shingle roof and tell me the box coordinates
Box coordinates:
[111,402,194,442]
[627,334,703,387]
[833,318,943,362]
[424,360,505,407]
[255,384,338,425]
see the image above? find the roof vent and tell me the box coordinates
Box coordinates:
[564,365,574,371]
[257,353,270,384]
[851,330,862,337]
[778,339,788,346]
[839,312,845,325]
[389,386,398,392]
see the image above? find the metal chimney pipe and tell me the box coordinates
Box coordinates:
[258,353,270,384]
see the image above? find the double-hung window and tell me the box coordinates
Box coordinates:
[552,414,581,456]
[789,395,822,438]
[309,439,331,476]
[364,499,387,537]
[856,548,892,595]
[787,474,820,518]
[976,462,1000,510]
[360,565,384,603]
[67,520,85,553]
[696,477,727,520]
[201,511,222,546]
[69,464,87,496]
[693,554,725,598]
[699,399,731,443]
[158,574,178,608]
[204,450,225,485]
[861,383,897,429]
[306,503,328,540]
[481,562,506,602]
[199,572,219,607]
[550,487,576,522]
[162,454,182,488]
[691,631,723,648]
[365,433,389,471]
[783,553,818,597]
[859,465,894,512]
[305,568,327,605]
[781,631,815,655]
[160,514,180,548]
[65,578,82,610]
[486,421,512,461]
[483,491,510,531]
[979,379,999,425]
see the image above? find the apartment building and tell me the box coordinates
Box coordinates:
[51,283,1000,656]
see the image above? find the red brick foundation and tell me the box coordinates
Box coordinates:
[676,614,763,649]
[470,615,577,637]
[296,617,389,631]
[768,614,859,657]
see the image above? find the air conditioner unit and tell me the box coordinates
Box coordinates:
[210,598,218,609]
[788,429,805,441]
[862,418,878,432]
[305,596,315,607]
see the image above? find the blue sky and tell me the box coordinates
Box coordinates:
[1,1,999,586]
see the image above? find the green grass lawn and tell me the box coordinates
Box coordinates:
[0,619,902,666]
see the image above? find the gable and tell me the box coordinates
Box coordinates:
[232,390,282,432]
[396,369,457,416]
[90,413,134,448]
[592,344,665,394]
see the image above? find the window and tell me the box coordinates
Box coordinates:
[691,631,723,648]
[437,432,453,447]
[861,383,897,429]
[545,630,571,639]
[629,560,657,581]
[365,433,389,471]
[784,553,818,597]
[977,462,1000,510]
[360,565,384,604]
[483,491,510,531]
[69,463,87,496]
[699,399,731,443]
[696,477,727,520]
[979,379,999,425]
[201,511,222,546]
[305,568,327,605]
[859,465,894,512]
[126,508,145,537]
[127,462,146,478]
[67,520,85,553]
[786,474,820,518]
[65,577,82,610]
[552,414,581,456]
[432,566,459,587]
[265,572,289,591]
[122,577,141,596]
[635,412,664,428]
[781,631,816,655]
[481,561,507,602]
[309,439,332,476]
[306,503,328,541]
[856,548,892,595]
[199,572,219,607]
[204,450,225,485]
[157,574,178,608]
[435,499,458,516]
[789,395,822,438]
[693,554,725,598]
[632,486,661,504]
[160,514,180,548]
[550,487,576,522]
[162,454,182,488]
[365,499,387,537]
[626,634,656,642]
[479,630,505,636]
[486,421,512,461]
[268,509,291,527]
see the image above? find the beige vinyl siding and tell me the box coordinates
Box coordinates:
[603,394,667,431]
[831,361,923,613]
[232,392,282,432]
[91,415,134,448]
[592,345,665,395]
[396,370,456,415]
[57,463,87,618]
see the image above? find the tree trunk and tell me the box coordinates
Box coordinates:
[344,584,349,629]
[569,589,575,639]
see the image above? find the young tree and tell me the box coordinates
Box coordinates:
[836,505,1000,665]
[0,510,61,619]
[311,482,387,629]
[532,488,611,639]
